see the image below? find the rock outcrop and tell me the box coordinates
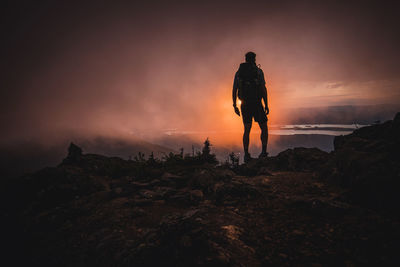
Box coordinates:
[324,112,400,215]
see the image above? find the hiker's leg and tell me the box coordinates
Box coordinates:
[243,122,252,155]
[258,121,268,153]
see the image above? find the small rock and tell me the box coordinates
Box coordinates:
[257,167,272,176]
[113,187,123,195]
[134,198,154,206]
[190,190,204,203]
[292,229,305,236]
[131,207,146,217]
[162,172,181,179]
[139,190,157,199]
[68,142,82,158]
[62,142,83,163]
[131,182,151,188]
[153,200,165,205]
[180,235,192,247]
[183,209,199,220]
[279,253,288,258]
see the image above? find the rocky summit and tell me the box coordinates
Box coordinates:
[2,114,400,266]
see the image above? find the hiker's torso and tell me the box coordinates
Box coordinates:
[236,62,264,103]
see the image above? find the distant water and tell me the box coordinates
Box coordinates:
[164,124,368,137]
[268,124,368,136]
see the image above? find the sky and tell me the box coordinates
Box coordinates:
[1,0,400,146]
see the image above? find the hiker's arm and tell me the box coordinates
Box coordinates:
[262,86,269,115]
[260,70,269,114]
[232,72,239,107]
[262,84,268,108]
[232,72,240,116]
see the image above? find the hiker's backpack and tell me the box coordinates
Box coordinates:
[237,63,262,102]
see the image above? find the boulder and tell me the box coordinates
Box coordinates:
[62,142,83,164]
[271,147,330,171]
[326,112,400,215]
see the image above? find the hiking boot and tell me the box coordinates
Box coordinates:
[244,153,252,163]
[258,152,269,159]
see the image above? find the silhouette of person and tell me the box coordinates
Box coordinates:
[232,52,269,162]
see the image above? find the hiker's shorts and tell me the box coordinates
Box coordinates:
[241,101,268,124]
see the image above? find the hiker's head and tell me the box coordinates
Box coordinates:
[245,52,256,63]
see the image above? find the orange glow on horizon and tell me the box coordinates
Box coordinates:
[182,81,289,148]
[210,82,287,132]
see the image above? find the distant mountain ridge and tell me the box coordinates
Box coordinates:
[282,104,400,124]
[0,135,175,179]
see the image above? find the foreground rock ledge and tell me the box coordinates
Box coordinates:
[1,113,399,266]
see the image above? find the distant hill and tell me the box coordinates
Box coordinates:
[0,135,174,179]
[281,104,400,124]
